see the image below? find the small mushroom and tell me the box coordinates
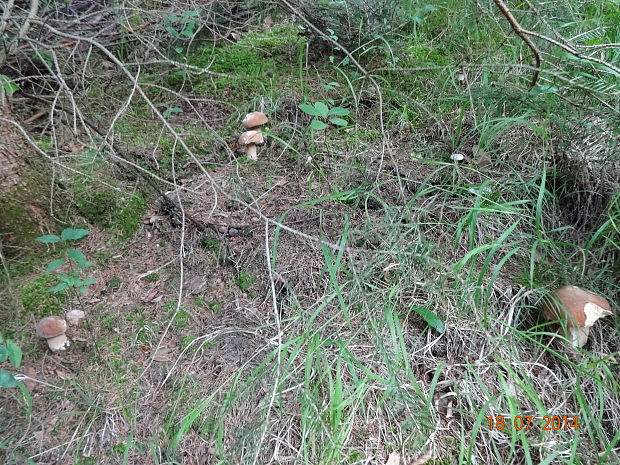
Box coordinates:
[542,285,612,347]
[242,111,268,130]
[66,309,86,326]
[36,316,70,352]
[239,130,264,161]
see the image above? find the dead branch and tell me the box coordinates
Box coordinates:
[492,0,541,89]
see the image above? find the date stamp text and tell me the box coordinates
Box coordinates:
[487,415,580,431]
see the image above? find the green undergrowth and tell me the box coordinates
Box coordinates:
[167,25,307,100]
[73,181,146,238]
[20,274,67,321]
[115,120,215,162]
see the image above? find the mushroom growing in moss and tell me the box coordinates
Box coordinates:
[542,285,612,347]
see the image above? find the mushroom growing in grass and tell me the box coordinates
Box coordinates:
[239,130,264,161]
[36,316,70,352]
[542,285,612,348]
[242,111,268,130]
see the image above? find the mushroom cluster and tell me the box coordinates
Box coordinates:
[239,111,267,161]
[36,316,70,352]
[542,285,612,347]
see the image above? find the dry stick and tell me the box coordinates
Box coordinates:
[23,110,48,124]
[11,91,183,191]
[252,220,283,465]
[492,0,541,89]
[0,0,15,37]
[523,28,620,76]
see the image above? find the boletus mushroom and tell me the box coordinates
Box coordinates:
[242,111,268,130]
[542,285,612,347]
[36,316,70,352]
[239,130,264,161]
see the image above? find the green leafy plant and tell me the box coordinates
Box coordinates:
[36,228,97,295]
[0,334,23,388]
[162,9,202,39]
[0,74,20,95]
[299,101,350,130]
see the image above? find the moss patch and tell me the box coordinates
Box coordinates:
[73,183,147,238]
[21,274,67,318]
[167,25,305,99]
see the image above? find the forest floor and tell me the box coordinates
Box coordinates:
[1,3,619,465]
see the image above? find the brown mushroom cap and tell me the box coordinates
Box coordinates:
[242,112,268,130]
[543,286,611,327]
[36,316,68,338]
[238,130,264,146]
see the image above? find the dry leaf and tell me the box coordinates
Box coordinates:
[386,452,400,465]
[141,288,159,302]
[263,17,273,28]
[153,347,176,362]
[23,367,37,392]
[472,145,492,168]
[411,450,433,465]
[66,141,85,152]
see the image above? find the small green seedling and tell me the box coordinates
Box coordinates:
[0,334,23,388]
[0,74,20,95]
[162,9,202,39]
[36,228,97,295]
[299,101,350,130]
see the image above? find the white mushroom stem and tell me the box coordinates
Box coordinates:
[47,334,70,352]
[246,144,258,161]
[570,327,589,348]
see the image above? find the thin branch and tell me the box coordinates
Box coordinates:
[492,0,541,89]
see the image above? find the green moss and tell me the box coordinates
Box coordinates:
[403,43,452,67]
[74,183,147,238]
[107,276,122,291]
[201,237,220,252]
[21,275,67,318]
[34,138,53,150]
[236,272,254,292]
[143,273,159,283]
[115,192,147,238]
[0,193,49,259]
[167,25,305,99]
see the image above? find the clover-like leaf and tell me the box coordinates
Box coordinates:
[329,117,348,127]
[0,74,20,94]
[0,346,7,363]
[67,249,87,264]
[80,277,97,287]
[310,119,328,131]
[36,235,60,243]
[299,103,321,117]
[313,101,329,118]
[48,282,70,294]
[6,340,21,368]
[61,228,90,241]
[45,259,66,274]
[0,369,18,388]
[328,107,349,116]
